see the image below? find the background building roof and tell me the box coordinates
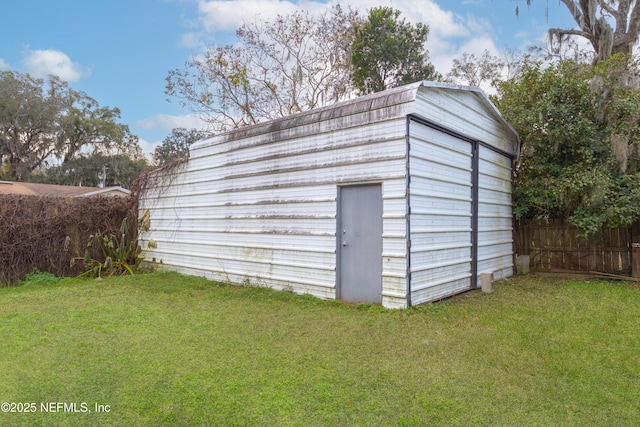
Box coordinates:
[0,181,131,197]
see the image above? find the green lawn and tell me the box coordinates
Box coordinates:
[1,272,639,426]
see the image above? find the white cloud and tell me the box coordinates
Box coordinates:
[458,36,500,57]
[21,49,89,82]
[188,0,528,80]
[378,1,493,76]
[387,0,469,38]
[192,0,470,40]
[0,58,9,70]
[197,0,301,32]
[136,113,209,132]
[429,36,500,81]
[346,0,474,75]
[138,138,162,157]
[190,0,479,76]
[179,32,203,49]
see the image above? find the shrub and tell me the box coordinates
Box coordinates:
[0,194,135,286]
[73,217,144,278]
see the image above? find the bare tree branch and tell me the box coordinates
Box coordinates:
[165,5,362,133]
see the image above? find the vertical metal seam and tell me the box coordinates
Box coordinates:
[511,157,517,275]
[471,141,480,289]
[335,186,342,300]
[405,116,412,307]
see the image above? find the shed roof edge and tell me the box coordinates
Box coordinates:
[191,81,520,156]
[417,81,520,154]
[191,82,423,151]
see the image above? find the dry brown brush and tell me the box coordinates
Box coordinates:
[0,194,136,286]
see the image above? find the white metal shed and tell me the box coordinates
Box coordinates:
[139,81,519,308]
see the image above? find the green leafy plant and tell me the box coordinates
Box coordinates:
[18,269,60,286]
[351,6,440,95]
[496,55,640,237]
[72,217,143,278]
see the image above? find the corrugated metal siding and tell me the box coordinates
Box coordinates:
[407,85,517,303]
[414,87,518,157]
[408,121,474,305]
[477,145,514,281]
[140,82,518,308]
[139,101,410,305]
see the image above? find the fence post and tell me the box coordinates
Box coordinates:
[633,220,640,279]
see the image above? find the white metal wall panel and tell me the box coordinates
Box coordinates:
[381,179,410,307]
[140,82,518,308]
[414,87,518,157]
[139,92,411,305]
[408,121,473,305]
[477,146,514,281]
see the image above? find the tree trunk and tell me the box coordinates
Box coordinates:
[8,156,22,181]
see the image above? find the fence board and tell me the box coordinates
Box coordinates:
[515,219,631,274]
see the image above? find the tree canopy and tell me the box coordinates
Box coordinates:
[166,5,361,133]
[42,153,148,188]
[446,50,505,88]
[351,7,440,94]
[152,128,212,166]
[0,71,140,182]
[167,5,443,126]
[517,0,640,62]
[496,54,640,236]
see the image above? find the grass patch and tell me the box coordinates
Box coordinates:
[1,272,639,426]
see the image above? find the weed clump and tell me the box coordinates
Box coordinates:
[18,269,60,286]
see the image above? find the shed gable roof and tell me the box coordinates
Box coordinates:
[192,81,520,156]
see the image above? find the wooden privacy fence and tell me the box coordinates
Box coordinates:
[514,219,633,274]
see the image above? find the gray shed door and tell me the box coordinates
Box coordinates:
[338,185,383,304]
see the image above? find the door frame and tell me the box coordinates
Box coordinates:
[335,182,383,302]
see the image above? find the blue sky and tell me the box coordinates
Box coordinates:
[0,0,575,157]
